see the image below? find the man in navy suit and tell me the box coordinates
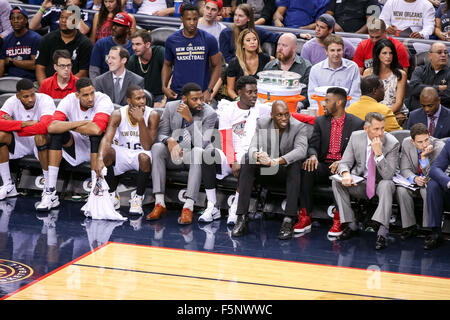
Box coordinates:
[407,87,450,139]
[425,139,450,249]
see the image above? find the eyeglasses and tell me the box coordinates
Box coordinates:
[56,64,72,69]
[430,50,449,55]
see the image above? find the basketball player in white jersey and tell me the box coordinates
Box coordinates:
[200,76,271,224]
[95,85,160,215]
[0,79,55,203]
[39,78,114,211]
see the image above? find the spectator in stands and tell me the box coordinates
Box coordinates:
[89,11,134,79]
[301,14,355,65]
[219,3,280,64]
[39,49,79,99]
[396,123,445,241]
[353,17,410,75]
[379,0,435,39]
[43,78,114,211]
[307,34,361,109]
[90,0,136,43]
[231,100,309,240]
[408,42,450,110]
[224,0,277,25]
[0,0,12,40]
[30,0,93,36]
[363,39,408,126]
[272,0,329,29]
[407,86,450,139]
[162,4,222,103]
[426,138,450,249]
[35,6,93,85]
[226,28,272,100]
[346,75,402,131]
[435,0,450,41]
[127,29,166,107]
[325,0,380,33]
[94,46,144,106]
[147,82,218,225]
[0,79,56,204]
[264,32,312,108]
[0,7,42,81]
[135,0,199,16]
[188,0,226,44]
[295,87,364,237]
[333,111,399,250]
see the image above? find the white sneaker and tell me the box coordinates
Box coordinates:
[198,202,221,223]
[129,194,143,215]
[227,202,237,225]
[111,191,120,210]
[0,183,18,201]
[36,189,60,211]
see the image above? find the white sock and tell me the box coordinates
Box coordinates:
[205,188,216,205]
[183,198,194,211]
[48,166,59,190]
[155,194,165,207]
[91,170,96,182]
[232,191,239,207]
[42,170,49,189]
[0,162,12,185]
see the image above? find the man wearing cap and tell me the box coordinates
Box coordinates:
[35,6,93,85]
[185,0,225,44]
[300,13,355,65]
[0,6,42,81]
[89,11,134,79]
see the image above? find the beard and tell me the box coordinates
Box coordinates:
[276,51,293,63]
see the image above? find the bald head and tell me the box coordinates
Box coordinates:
[271,100,290,130]
[419,87,440,117]
[276,33,298,63]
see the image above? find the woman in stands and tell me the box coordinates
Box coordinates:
[89,0,136,44]
[363,39,408,126]
[219,3,280,64]
[226,28,272,100]
[435,0,450,41]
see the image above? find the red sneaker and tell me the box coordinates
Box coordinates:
[294,209,311,233]
[328,208,343,236]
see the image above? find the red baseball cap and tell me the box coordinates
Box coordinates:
[112,12,132,28]
[205,0,223,10]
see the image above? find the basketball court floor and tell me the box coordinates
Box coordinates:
[1,195,450,300]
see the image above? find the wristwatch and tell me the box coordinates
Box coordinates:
[207,87,213,94]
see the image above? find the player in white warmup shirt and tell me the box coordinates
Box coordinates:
[39,77,114,211]
[0,79,56,204]
[95,85,160,215]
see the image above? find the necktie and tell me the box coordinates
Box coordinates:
[113,77,121,104]
[428,116,436,136]
[418,153,423,176]
[366,149,376,199]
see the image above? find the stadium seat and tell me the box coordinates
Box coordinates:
[390,129,410,149]
[143,89,154,108]
[261,42,276,56]
[150,27,178,47]
[0,77,22,94]
[0,93,15,107]
[296,38,306,56]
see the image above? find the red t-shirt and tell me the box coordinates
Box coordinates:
[38,72,79,99]
[353,36,410,70]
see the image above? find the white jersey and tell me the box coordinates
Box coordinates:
[56,91,113,121]
[115,105,153,150]
[219,101,271,162]
[1,93,55,120]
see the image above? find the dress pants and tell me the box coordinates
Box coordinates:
[236,153,301,218]
[396,186,428,228]
[151,142,204,201]
[332,179,395,228]
[426,179,450,228]
[300,161,333,214]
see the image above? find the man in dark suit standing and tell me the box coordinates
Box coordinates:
[407,87,450,139]
[424,139,450,249]
[295,87,364,237]
[231,100,309,240]
[94,46,144,106]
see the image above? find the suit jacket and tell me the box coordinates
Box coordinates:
[338,130,400,181]
[407,105,450,139]
[157,100,218,149]
[307,112,365,161]
[400,137,445,179]
[429,139,450,189]
[94,70,145,106]
[248,116,309,166]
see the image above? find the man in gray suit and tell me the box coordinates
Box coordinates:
[332,112,399,250]
[231,100,309,240]
[396,123,445,240]
[146,82,218,225]
[94,46,145,106]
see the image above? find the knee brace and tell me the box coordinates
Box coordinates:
[36,144,49,152]
[49,132,71,150]
[89,135,103,153]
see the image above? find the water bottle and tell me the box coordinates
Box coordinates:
[174,0,183,17]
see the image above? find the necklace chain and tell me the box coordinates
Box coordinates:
[138,57,150,73]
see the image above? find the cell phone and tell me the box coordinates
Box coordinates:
[52,0,66,6]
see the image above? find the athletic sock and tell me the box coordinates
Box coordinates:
[104,166,119,193]
[136,170,149,197]
[0,162,11,185]
[47,166,59,191]
[205,188,216,206]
